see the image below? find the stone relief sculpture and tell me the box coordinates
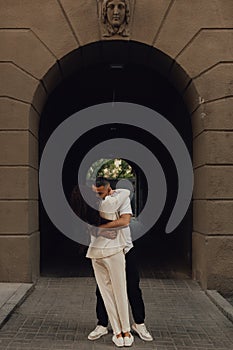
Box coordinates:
[101,0,130,37]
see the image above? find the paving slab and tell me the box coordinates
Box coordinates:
[0,278,233,350]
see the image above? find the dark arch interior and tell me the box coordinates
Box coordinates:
[39,41,192,278]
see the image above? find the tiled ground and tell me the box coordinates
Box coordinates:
[0,277,233,350]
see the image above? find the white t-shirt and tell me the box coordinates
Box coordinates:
[86,189,133,259]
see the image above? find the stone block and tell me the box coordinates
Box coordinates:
[0,29,57,80]
[193,132,206,167]
[0,98,28,130]
[191,98,233,138]
[194,63,233,103]
[0,98,39,138]
[193,200,233,234]
[0,131,28,165]
[60,0,100,46]
[131,0,170,45]
[216,1,233,27]
[0,131,38,168]
[0,232,40,283]
[0,1,77,59]
[204,97,233,130]
[192,233,233,292]
[191,105,205,138]
[177,30,233,78]
[0,167,38,199]
[206,236,233,292]
[0,63,47,114]
[194,166,233,199]
[155,0,230,58]
[193,131,233,167]
[0,200,38,234]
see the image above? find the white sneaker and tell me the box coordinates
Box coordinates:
[112,334,124,347]
[124,333,134,347]
[88,325,108,340]
[132,323,153,341]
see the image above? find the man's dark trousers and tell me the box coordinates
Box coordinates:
[96,247,145,326]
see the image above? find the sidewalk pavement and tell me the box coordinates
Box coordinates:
[0,277,233,349]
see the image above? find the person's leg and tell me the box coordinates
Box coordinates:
[105,251,130,334]
[92,258,122,336]
[96,285,108,327]
[125,248,145,324]
[126,248,153,341]
[88,287,108,340]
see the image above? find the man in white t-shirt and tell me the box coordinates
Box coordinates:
[88,177,153,342]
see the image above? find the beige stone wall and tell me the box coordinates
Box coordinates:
[0,0,233,290]
[0,99,39,282]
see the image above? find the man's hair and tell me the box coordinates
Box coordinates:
[95,177,110,188]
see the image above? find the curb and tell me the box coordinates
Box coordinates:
[206,290,233,323]
[0,283,34,329]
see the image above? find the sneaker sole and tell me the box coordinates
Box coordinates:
[112,342,124,347]
[88,330,108,340]
[131,325,153,342]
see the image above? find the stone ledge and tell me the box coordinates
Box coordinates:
[206,290,233,324]
[0,283,34,329]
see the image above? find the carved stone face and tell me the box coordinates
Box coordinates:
[106,0,126,28]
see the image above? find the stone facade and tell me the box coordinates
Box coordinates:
[0,0,233,292]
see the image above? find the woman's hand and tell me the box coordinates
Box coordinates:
[98,230,117,239]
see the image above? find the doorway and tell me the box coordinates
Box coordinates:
[39,42,192,278]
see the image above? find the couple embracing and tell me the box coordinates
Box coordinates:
[71,177,153,347]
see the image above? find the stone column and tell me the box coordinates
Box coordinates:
[0,98,40,282]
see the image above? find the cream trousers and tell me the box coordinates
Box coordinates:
[92,250,130,335]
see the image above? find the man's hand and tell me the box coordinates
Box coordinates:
[108,188,116,195]
[98,229,117,240]
[99,214,131,229]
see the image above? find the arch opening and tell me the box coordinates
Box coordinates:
[39,41,193,278]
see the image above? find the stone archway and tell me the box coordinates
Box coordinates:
[38,41,193,277]
[1,1,233,292]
